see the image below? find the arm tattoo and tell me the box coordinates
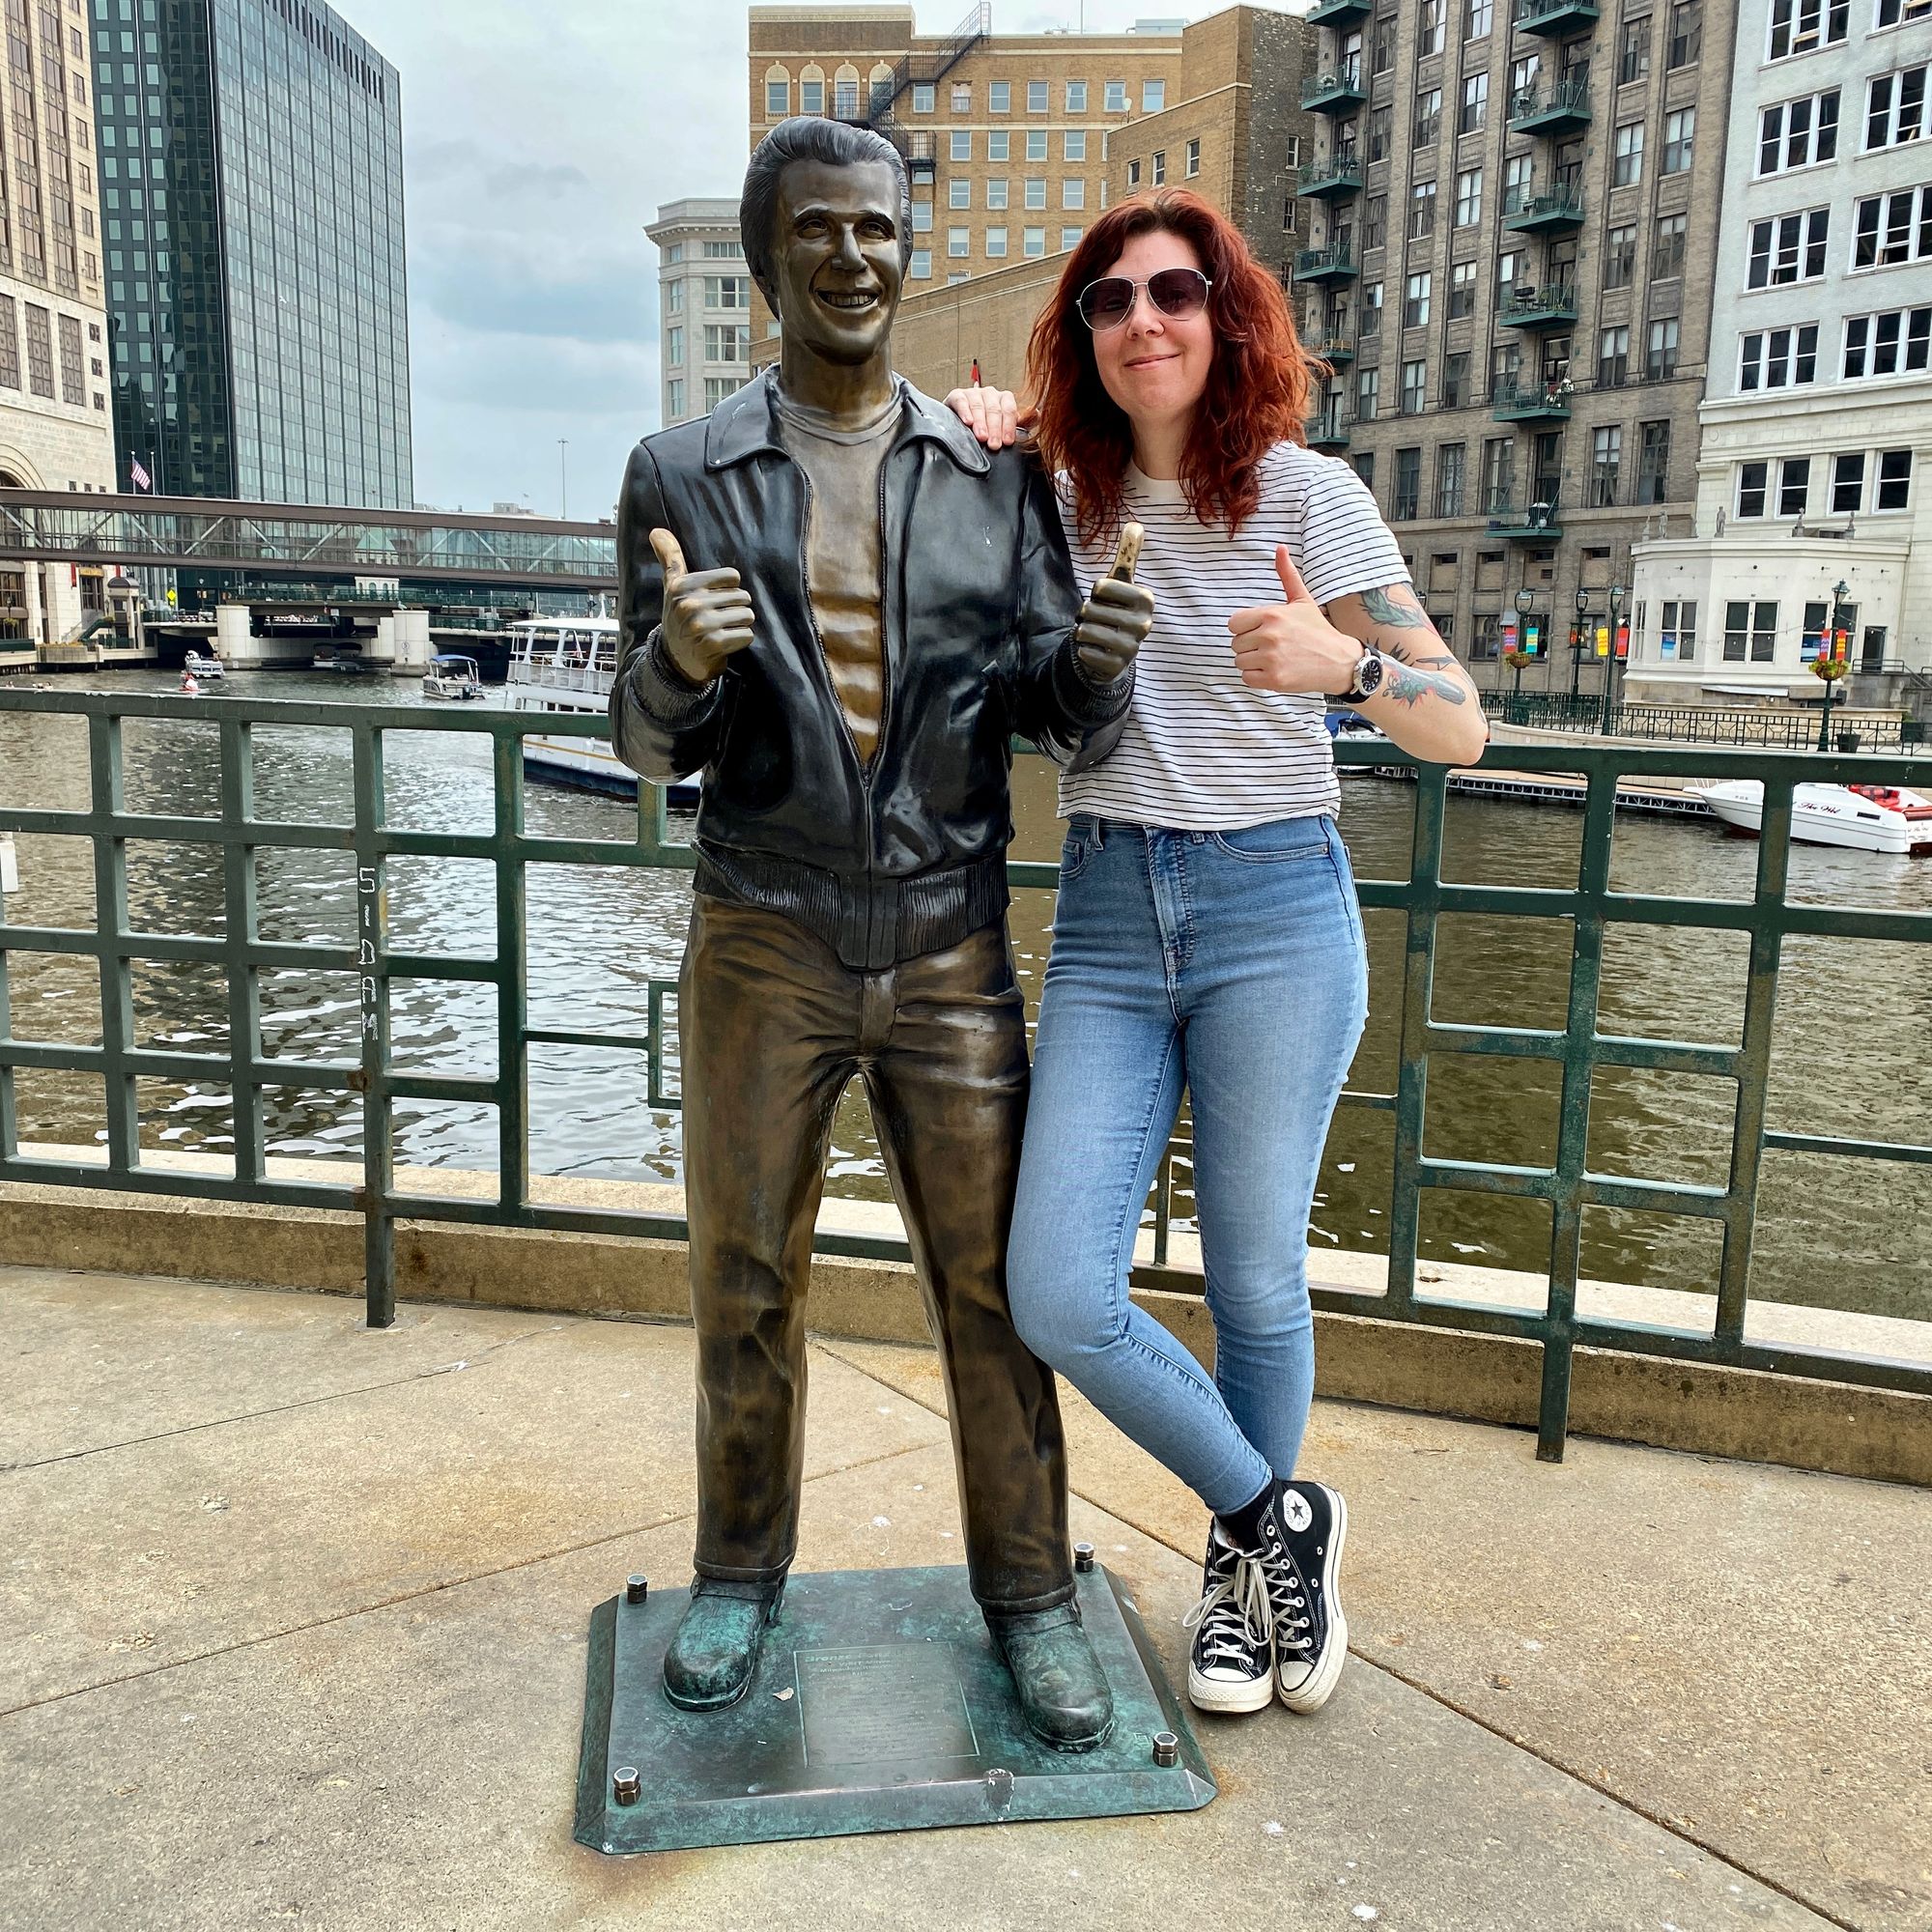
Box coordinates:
[1380,662,1468,708]
[1378,636,1461,669]
[1358,584,1429,630]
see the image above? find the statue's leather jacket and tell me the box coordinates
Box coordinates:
[609,371,1132,971]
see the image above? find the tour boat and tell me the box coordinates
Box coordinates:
[422,653,485,701]
[504,614,698,804]
[1696,781,1932,856]
[183,650,226,679]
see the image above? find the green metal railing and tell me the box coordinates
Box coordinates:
[2,687,1929,1463]
[1486,691,1921,752]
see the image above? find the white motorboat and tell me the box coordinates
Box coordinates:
[422,653,485,701]
[1697,781,1932,856]
[504,615,698,804]
[183,651,225,679]
[1330,711,1389,773]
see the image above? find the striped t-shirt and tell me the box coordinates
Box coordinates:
[1057,440,1409,830]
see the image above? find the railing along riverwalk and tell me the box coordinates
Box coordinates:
[2,686,1928,1462]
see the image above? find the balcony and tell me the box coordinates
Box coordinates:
[1293,243,1358,285]
[1497,283,1578,329]
[1502,183,1586,235]
[1513,0,1602,36]
[1301,70,1369,116]
[1296,155,1364,200]
[1312,336,1355,368]
[1508,78,1593,136]
[1492,379,1574,420]
[1485,495,1564,539]
[1306,412,1353,451]
[1307,0,1372,24]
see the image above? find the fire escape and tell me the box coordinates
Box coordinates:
[845,1,991,185]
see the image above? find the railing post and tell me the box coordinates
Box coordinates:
[352,724,394,1328]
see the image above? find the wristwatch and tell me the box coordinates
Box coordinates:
[1342,644,1386,704]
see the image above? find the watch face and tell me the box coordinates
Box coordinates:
[1357,651,1384,698]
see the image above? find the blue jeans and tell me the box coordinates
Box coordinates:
[1008,813,1369,1516]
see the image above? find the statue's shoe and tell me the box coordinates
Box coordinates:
[986,1604,1115,1752]
[661,1579,784,1712]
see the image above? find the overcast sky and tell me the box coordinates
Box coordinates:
[355,0,1257,517]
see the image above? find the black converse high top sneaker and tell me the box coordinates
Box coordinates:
[1260,1478,1350,1714]
[1181,1522,1276,1715]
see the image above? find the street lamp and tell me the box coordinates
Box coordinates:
[1597,582,1628,735]
[1511,584,1536,700]
[1571,584,1590,698]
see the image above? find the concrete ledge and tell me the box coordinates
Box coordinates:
[3,1168,1926,1487]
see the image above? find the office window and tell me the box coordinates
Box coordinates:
[1186,138,1201,177]
[1876,448,1914,510]
[1066,81,1088,112]
[1768,0,1848,59]
[1722,599,1777,662]
[1465,0,1493,35]
[1362,104,1388,163]
[1354,451,1378,492]
[1663,108,1695,173]
[1065,130,1088,159]
[948,226,970,257]
[766,78,789,117]
[704,276,750,310]
[1481,439,1515,509]
[952,82,971,110]
[1364,194,1388,250]
[1024,178,1047,209]
[1414,87,1442,146]
[667,378,684,419]
[1667,0,1702,65]
[1865,66,1928,150]
[986,225,1008,257]
[1878,0,1932,22]
[952,129,972,161]
[704,377,737,409]
[1418,0,1446,56]
[989,81,1010,113]
[1460,72,1488,134]
[1127,158,1143,186]
[1632,424,1670,506]
[1061,226,1084,250]
[704,324,751,362]
[1652,213,1688,278]
[1362,280,1384,334]
[1143,80,1165,112]
[1599,325,1630,386]
[1449,260,1476,318]
[950,179,971,209]
[1843,305,1932,377]
[1151,152,1167,185]
[986,179,1009,210]
[1408,180,1437,239]
[1393,446,1422,520]
[1401,359,1427,413]
[912,83,935,114]
[1405,271,1432,327]
[1647,318,1680,379]
[909,247,931,279]
[1455,168,1482,226]
[1613,122,1645,186]
[667,281,684,314]
[1105,80,1128,112]
[1442,351,1471,407]
[911,200,933,232]
[1028,80,1049,113]
[1659,600,1697,663]
[1853,185,1932,268]
[1024,226,1046,257]
[1027,129,1048,161]
[801,77,825,113]
[1435,442,1466,517]
[1618,16,1652,83]
[1747,209,1830,285]
[1832,450,1866,510]
[665,325,684,365]
[1741,322,1820,387]
[1592,425,1623,507]
[989,130,1010,161]
[1064,179,1086,209]
[1357,366,1380,418]
[1778,455,1810,516]
[1605,224,1636,289]
[1760,90,1841,173]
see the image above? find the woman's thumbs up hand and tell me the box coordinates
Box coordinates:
[1227,544,1363,696]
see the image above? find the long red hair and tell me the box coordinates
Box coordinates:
[1025,189,1316,548]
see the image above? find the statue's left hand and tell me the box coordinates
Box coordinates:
[1074,523,1152,683]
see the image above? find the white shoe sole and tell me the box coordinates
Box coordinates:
[1277,1487,1349,1714]
[1187,1663,1276,1716]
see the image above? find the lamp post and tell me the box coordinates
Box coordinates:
[1571,585,1589,698]
[1816,577,1853,752]
[1597,581,1627,735]
[1512,584,1536,701]
[558,439,570,522]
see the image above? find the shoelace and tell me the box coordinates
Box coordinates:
[1182,1548,1275,1670]
[1259,1532,1315,1658]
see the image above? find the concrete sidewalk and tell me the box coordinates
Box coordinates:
[1,1264,1925,1932]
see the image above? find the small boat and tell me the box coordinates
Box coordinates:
[422,653,485,701]
[1329,709,1389,773]
[1697,781,1932,856]
[312,647,375,674]
[183,650,225,679]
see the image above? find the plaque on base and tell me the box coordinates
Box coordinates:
[573,1562,1215,1855]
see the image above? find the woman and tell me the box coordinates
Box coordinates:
[947,190,1486,1720]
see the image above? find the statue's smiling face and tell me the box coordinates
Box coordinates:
[771,158,903,365]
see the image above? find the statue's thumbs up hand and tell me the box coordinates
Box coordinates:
[1073,521,1153,684]
[650,526,755,687]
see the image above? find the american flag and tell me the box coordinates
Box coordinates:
[128,456,152,491]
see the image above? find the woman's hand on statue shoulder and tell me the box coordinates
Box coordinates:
[943,384,1034,450]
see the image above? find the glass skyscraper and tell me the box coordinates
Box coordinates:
[91,0,411,507]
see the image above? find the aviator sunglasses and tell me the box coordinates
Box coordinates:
[1074,267,1213,332]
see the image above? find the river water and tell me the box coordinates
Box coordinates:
[2,668,1928,1322]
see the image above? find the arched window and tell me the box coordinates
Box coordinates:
[834,63,860,120]
[868,61,895,116]
[800,64,825,116]
[763,65,790,120]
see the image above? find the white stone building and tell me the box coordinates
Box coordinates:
[646,199,753,431]
[1627,0,1932,709]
